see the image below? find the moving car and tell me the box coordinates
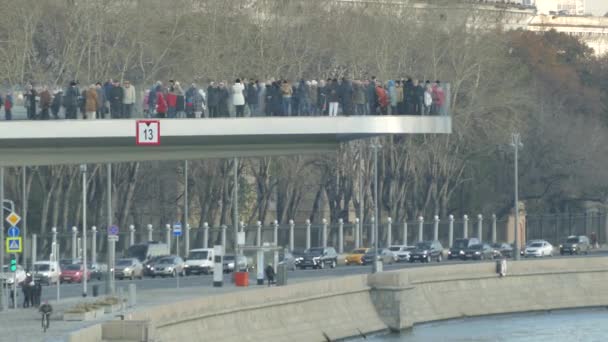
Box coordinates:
[524,240,554,258]
[361,248,397,265]
[279,250,298,271]
[388,245,415,262]
[463,244,494,260]
[114,258,144,280]
[560,235,590,255]
[345,248,369,265]
[184,248,214,275]
[448,238,480,260]
[291,248,306,266]
[222,255,249,273]
[298,247,338,269]
[144,256,167,277]
[60,264,91,283]
[152,256,185,277]
[33,261,60,285]
[0,264,26,286]
[521,239,544,256]
[410,240,444,263]
[491,243,513,258]
[59,259,82,269]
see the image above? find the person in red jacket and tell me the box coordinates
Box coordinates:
[432,81,446,115]
[4,92,13,120]
[155,86,167,118]
[376,82,389,115]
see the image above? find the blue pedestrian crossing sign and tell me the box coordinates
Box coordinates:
[6,237,22,253]
[173,222,182,237]
[7,226,20,237]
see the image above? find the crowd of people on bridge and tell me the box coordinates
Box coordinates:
[0,76,448,120]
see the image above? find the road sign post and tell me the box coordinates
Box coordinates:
[172,223,183,288]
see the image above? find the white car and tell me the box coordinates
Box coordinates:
[0,265,26,286]
[33,261,61,285]
[388,245,415,262]
[524,240,554,257]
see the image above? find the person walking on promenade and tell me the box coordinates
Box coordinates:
[265,263,275,286]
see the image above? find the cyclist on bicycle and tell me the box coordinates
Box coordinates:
[40,300,52,315]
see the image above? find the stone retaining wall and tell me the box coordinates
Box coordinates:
[77,257,608,341]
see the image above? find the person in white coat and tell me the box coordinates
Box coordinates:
[122,81,136,118]
[232,79,245,117]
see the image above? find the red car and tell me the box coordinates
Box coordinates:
[60,264,90,283]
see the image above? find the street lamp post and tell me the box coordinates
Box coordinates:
[512,133,523,260]
[81,163,88,297]
[371,141,381,273]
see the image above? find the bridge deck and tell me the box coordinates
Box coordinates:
[0,115,451,166]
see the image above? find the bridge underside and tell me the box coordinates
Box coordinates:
[0,116,451,166]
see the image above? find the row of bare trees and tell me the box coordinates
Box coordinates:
[1,0,607,255]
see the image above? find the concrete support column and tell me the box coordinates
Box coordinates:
[492,214,497,243]
[322,219,328,248]
[273,220,279,246]
[129,225,136,246]
[51,227,57,261]
[433,215,440,241]
[477,214,483,242]
[305,219,311,249]
[418,216,424,242]
[147,224,153,242]
[165,224,171,249]
[71,226,78,260]
[338,219,344,253]
[289,220,295,251]
[31,234,37,266]
[256,221,262,247]
[463,215,469,238]
[402,221,408,246]
[221,225,227,250]
[448,215,454,248]
[91,226,97,265]
[386,217,392,247]
[203,222,209,248]
[354,218,360,249]
[370,217,375,245]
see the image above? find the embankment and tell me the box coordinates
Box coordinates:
[73,257,608,342]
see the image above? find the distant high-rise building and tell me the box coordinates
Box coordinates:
[535,0,585,15]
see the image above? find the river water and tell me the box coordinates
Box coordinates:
[361,309,608,342]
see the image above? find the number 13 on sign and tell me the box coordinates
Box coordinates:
[136,120,160,145]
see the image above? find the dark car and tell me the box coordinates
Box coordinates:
[410,241,444,263]
[448,238,480,260]
[560,235,591,255]
[298,247,338,269]
[491,243,513,258]
[87,263,104,281]
[291,248,306,266]
[463,244,494,260]
[144,256,167,277]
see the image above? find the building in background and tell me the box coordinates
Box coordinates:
[535,0,585,15]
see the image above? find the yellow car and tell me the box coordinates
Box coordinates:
[345,248,369,265]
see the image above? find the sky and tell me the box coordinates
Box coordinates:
[586,0,608,16]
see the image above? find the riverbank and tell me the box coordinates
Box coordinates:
[71,256,608,341]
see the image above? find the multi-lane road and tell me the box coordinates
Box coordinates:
[39,250,608,302]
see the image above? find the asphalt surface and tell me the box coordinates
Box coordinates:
[38,249,608,302]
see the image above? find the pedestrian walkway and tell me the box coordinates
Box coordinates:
[0,274,333,342]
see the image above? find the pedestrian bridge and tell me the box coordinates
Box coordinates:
[0,115,451,166]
